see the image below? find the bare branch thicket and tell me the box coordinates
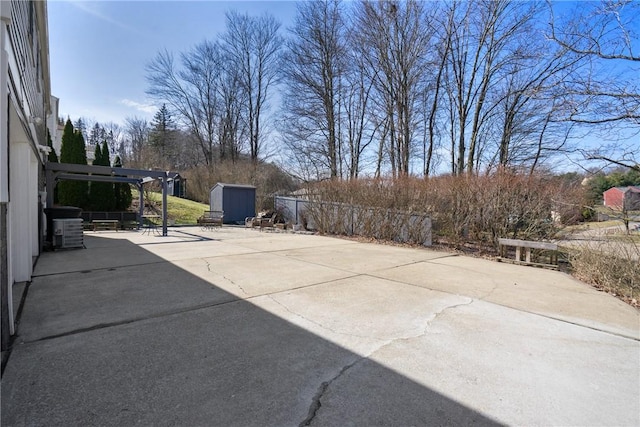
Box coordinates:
[547,0,640,170]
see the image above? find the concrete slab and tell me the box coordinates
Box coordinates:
[2,299,501,427]
[373,255,640,339]
[314,301,639,426]
[361,300,640,427]
[253,275,469,353]
[173,252,354,298]
[2,228,639,426]
[282,242,448,274]
[137,239,260,262]
[34,235,161,276]
[220,229,357,252]
[20,252,237,343]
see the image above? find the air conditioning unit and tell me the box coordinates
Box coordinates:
[52,218,84,249]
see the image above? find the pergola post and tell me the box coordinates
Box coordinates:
[162,173,168,236]
[45,169,55,208]
[137,182,144,229]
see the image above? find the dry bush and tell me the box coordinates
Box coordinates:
[569,238,640,304]
[303,172,584,250]
[181,159,296,210]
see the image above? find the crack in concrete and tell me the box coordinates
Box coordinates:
[300,356,363,426]
[298,298,474,426]
[202,258,249,295]
[367,298,476,359]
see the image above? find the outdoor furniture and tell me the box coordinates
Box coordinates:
[198,210,224,230]
[142,214,161,235]
[259,216,276,230]
[245,216,260,228]
[92,219,119,231]
[498,238,559,269]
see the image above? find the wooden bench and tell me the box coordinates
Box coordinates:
[198,211,224,230]
[92,219,119,231]
[498,238,559,269]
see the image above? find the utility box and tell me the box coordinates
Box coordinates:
[52,218,84,249]
[209,183,256,224]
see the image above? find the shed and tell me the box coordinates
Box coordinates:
[210,183,256,224]
[167,172,185,198]
[603,186,640,210]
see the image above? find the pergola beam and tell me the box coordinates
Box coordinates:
[45,162,167,179]
[56,173,141,184]
[44,162,170,236]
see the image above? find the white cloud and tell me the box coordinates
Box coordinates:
[120,99,157,115]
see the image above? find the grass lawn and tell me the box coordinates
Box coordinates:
[132,190,208,225]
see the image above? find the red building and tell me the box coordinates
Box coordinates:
[603,186,640,210]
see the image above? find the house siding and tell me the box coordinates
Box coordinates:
[1,0,51,348]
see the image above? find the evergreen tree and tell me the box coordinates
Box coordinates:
[88,144,103,210]
[59,119,75,163]
[58,120,89,207]
[46,129,59,163]
[113,156,132,210]
[88,141,115,211]
[46,129,59,203]
[150,104,176,167]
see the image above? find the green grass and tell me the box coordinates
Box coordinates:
[133,190,208,225]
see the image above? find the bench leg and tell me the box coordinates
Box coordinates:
[525,248,531,263]
[515,247,521,262]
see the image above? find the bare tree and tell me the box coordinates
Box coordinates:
[281,0,346,179]
[353,0,433,177]
[124,116,150,167]
[222,11,283,162]
[548,0,639,170]
[146,42,221,165]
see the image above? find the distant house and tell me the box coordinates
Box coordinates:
[603,186,640,210]
[209,183,256,224]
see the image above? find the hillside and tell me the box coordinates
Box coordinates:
[132,190,208,225]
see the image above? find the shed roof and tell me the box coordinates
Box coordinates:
[606,186,640,193]
[211,183,256,190]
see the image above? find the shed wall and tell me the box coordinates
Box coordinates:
[603,188,624,209]
[209,185,256,224]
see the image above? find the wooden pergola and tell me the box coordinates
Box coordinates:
[45,162,171,236]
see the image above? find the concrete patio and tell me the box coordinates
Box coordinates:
[2,227,639,426]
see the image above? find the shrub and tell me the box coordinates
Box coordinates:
[569,238,640,304]
[302,172,585,250]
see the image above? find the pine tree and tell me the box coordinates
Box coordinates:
[150,104,176,168]
[46,129,59,203]
[113,156,132,210]
[88,141,116,211]
[46,129,59,163]
[73,130,89,209]
[58,120,81,207]
[88,144,103,210]
[59,119,75,163]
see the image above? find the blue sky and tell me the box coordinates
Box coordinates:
[48,0,298,124]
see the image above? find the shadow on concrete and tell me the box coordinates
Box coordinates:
[2,235,501,426]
